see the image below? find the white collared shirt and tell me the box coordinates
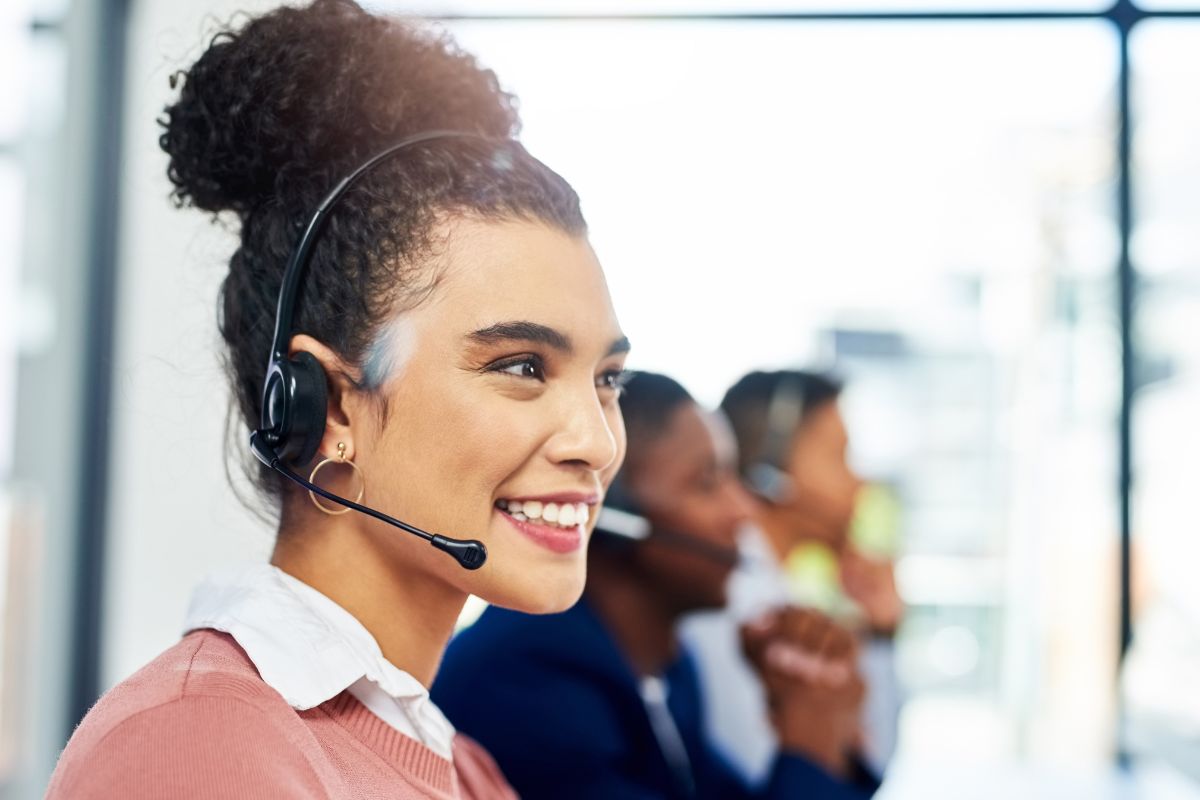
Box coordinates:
[183,562,456,759]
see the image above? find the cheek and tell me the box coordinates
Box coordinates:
[429,398,535,487]
[660,497,725,545]
[674,500,709,536]
[371,376,544,527]
[796,456,850,500]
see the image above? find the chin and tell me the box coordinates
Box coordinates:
[512,584,585,615]
[477,556,588,615]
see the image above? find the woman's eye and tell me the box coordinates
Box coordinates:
[492,356,545,380]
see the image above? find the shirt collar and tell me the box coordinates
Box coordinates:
[182,562,432,711]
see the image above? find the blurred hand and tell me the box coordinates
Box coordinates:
[740,607,865,776]
[839,547,903,637]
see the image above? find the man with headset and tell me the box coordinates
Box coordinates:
[433,372,879,799]
[681,369,904,785]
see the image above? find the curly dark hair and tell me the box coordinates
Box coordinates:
[159,0,586,507]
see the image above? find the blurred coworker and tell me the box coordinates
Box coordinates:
[681,370,904,783]
[434,372,880,799]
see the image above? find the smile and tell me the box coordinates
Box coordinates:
[494,497,597,554]
[495,499,591,529]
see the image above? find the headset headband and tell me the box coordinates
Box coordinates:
[267,129,489,367]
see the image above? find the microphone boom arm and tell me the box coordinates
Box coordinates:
[250,432,488,570]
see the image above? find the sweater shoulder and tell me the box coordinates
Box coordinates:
[47,631,329,799]
[76,630,281,730]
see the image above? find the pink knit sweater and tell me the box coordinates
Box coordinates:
[46,630,518,799]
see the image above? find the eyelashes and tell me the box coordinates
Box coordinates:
[487,354,546,380]
[483,354,629,394]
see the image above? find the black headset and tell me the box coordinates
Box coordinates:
[248,130,489,570]
[742,375,806,505]
[594,477,741,568]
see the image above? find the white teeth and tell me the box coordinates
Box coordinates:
[499,499,592,529]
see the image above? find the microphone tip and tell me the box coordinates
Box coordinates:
[431,535,488,570]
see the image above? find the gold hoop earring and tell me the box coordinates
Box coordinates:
[308,442,365,515]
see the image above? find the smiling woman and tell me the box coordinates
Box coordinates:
[44,1,628,798]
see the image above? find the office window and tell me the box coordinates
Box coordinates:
[1122,19,1200,782]
[444,18,1120,764]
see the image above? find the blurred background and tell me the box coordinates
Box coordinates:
[3,0,1200,797]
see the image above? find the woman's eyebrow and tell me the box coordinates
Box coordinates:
[468,321,572,352]
[468,324,632,359]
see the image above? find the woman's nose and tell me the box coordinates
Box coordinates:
[545,388,620,473]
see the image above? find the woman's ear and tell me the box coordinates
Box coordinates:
[288,334,363,462]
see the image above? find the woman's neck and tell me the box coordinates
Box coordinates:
[270,519,466,688]
[585,560,680,678]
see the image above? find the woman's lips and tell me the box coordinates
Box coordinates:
[498,508,583,554]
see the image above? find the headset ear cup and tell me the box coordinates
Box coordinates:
[286,351,329,465]
[745,462,797,506]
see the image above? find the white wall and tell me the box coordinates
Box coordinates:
[101,0,282,689]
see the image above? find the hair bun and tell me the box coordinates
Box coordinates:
[159,0,519,217]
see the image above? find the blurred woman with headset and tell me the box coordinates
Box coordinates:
[435,371,880,799]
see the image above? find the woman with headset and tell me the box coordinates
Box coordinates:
[47,1,628,797]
